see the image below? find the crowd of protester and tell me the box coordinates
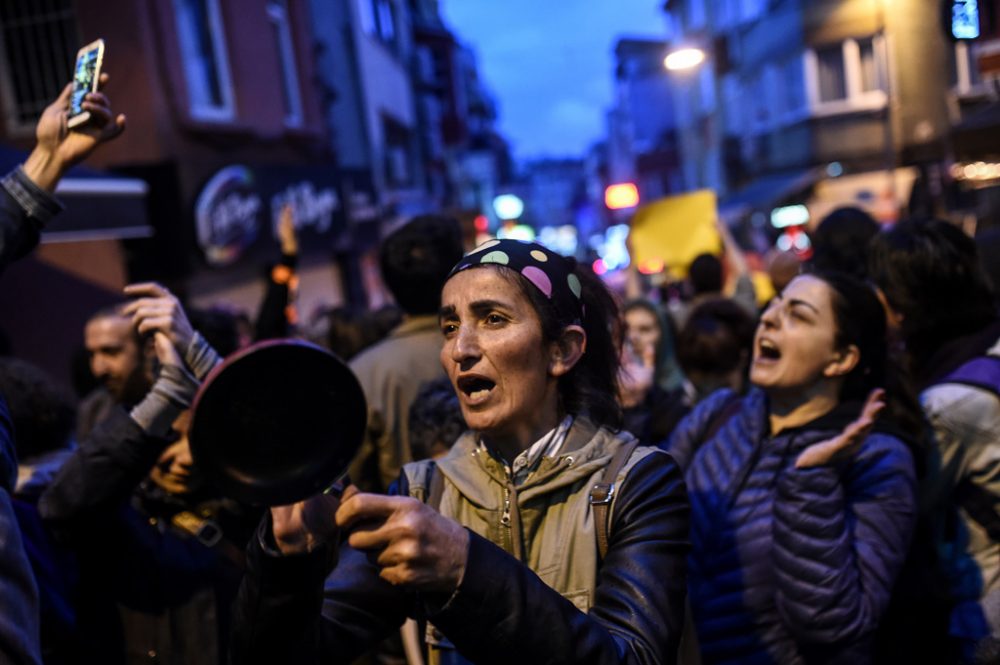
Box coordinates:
[3,76,1000,665]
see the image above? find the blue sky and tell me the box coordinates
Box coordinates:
[440,1,669,161]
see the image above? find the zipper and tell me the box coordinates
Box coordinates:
[499,469,524,561]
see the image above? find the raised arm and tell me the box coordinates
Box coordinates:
[0,75,124,272]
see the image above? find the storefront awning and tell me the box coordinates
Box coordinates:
[953,102,1000,161]
[718,169,820,223]
[0,146,151,242]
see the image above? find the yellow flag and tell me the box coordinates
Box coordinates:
[629,190,720,278]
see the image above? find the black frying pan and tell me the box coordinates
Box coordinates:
[188,339,366,506]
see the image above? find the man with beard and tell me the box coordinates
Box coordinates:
[77,305,154,439]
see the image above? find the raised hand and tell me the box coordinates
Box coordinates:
[618,341,655,409]
[336,493,469,593]
[278,203,298,256]
[25,72,126,192]
[795,388,886,469]
[123,282,195,354]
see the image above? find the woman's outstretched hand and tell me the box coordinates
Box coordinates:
[337,493,469,594]
[795,388,886,469]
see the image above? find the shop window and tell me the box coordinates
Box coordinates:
[173,0,235,121]
[267,0,303,127]
[0,0,78,133]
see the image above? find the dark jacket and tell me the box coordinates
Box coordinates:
[666,388,917,665]
[0,398,42,665]
[0,167,62,665]
[39,409,258,665]
[230,421,690,665]
[0,167,61,274]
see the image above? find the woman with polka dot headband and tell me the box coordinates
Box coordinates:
[232,239,690,665]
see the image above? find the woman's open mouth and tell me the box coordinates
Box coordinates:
[756,338,782,362]
[457,375,496,405]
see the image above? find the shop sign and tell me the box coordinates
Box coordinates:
[195,165,344,267]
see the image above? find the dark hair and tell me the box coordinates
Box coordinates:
[677,298,755,377]
[689,254,723,295]
[810,207,880,280]
[0,358,76,460]
[409,376,466,459]
[497,262,623,429]
[868,218,997,368]
[814,270,926,445]
[380,215,464,315]
[87,302,141,343]
[977,228,1000,295]
[622,299,682,390]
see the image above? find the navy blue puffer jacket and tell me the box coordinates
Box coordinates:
[666,389,917,665]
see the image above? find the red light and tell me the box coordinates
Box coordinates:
[605,183,639,210]
[592,259,608,275]
[474,215,489,232]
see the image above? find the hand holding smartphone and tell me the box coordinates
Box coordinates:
[67,38,105,129]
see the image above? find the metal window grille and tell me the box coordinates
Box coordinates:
[0,0,79,130]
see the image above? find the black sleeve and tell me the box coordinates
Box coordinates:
[426,450,690,665]
[253,253,297,341]
[228,514,413,665]
[38,409,171,532]
[0,398,42,665]
[0,169,59,274]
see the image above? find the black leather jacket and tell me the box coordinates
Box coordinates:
[229,433,689,665]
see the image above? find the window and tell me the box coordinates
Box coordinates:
[805,37,887,116]
[358,0,397,48]
[952,41,984,94]
[0,0,78,132]
[382,116,412,187]
[267,0,303,127]
[173,0,235,121]
[816,44,847,102]
[857,37,885,92]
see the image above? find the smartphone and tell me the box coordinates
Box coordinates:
[67,39,105,129]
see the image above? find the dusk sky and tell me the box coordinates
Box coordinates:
[440,1,670,161]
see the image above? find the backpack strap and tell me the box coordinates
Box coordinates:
[590,439,640,560]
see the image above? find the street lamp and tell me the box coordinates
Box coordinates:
[664,47,705,72]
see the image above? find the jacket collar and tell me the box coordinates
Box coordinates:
[435,416,629,508]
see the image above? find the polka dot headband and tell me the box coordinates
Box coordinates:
[447,239,584,326]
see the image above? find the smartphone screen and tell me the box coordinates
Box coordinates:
[70,45,101,117]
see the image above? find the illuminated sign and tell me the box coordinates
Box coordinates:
[952,0,981,40]
[605,183,639,210]
[770,204,810,229]
[195,165,343,267]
